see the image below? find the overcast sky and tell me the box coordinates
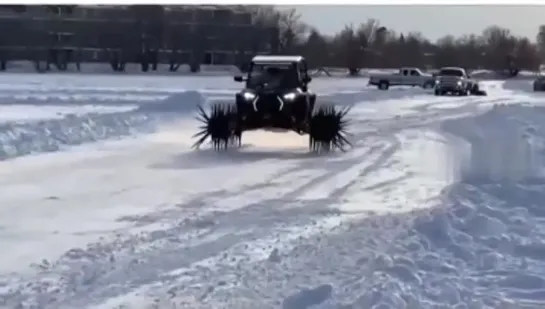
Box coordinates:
[280,5,545,42]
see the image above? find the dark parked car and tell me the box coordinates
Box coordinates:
[533,75,545,92]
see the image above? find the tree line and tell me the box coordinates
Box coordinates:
[258,6,545,76]
[1,5,544,76]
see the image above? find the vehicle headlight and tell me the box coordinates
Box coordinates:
[283,93,297,101]
[435,80,440,84]
[457,81,463,86]
[242,92,256,101]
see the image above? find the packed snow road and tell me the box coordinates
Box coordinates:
[1,75,545,309]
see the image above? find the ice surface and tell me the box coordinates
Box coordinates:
[1,74,545,309]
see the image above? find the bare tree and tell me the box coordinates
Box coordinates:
[515,37,539,70]
[334,24,363,75]
[277,8,308,53]
[304,28,329,69]
[536,25,545,65]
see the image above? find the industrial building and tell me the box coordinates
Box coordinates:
[0,5,277,72]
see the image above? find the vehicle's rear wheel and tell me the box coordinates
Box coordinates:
[378,81,389,90]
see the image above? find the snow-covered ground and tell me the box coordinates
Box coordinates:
[1,74,545,309]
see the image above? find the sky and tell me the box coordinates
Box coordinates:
[281,5,545,42]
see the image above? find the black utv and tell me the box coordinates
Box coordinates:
[234,55,316,133]
[193,55,351,152]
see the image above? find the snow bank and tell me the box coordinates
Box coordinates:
[0,92,169,105]
[0,74,243,107]
[137,90,205,113]
[342,103,545,307]
[260,102,545,308]
[0,105,136,123]
[470,70,537,81]
[329,179,545,308]
[265,103,545,309]
[442,103,545,182]
[0,90,205,160]
[502,79,536,94]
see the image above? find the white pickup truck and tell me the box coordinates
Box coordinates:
[434,66,487,96]
[368,67,436,90]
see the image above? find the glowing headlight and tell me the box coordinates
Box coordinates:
[457,81,463,86]
[283,93,296,101]
[435,79,440,84]
[242,92,256,101]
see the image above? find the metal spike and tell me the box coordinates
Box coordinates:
[308,103,352,153]
[192,103,241,151]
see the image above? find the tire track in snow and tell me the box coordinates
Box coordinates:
[1,89,516,309]
[82,95,474,308]
[136,91,522,309]
[0,133,401,309]
[89,91,523,309]
[90,136,407,309]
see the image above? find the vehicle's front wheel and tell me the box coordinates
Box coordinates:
[293,97,310,126]
[309,104,352,152]
[378,81,389,90]
[193,103,241,150]
[423,82,435,89]
[469,83,480,95]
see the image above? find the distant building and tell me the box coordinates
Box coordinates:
[0,5,276,70]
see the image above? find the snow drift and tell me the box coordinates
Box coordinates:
[257,102,545,309]
[442,103,544,182]
[0,91,205,160]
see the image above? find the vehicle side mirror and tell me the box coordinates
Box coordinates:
[303,76,312,83]
[234,76,244,82]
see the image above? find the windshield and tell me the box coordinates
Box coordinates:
[247,63,296,88]
[439,69,464,77]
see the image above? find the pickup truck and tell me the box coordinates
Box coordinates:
[434,66,486,96]
[368,67,436,90]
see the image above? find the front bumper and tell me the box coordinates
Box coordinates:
[534,83,545,91]
[435,83,465,92]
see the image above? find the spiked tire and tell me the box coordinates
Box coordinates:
[309,104,352,152]
[192,103,241,150]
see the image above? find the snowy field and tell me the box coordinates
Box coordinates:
[0,73,545,309]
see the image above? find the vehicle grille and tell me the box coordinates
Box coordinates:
[254,94,282,114]
[439,79,461,88]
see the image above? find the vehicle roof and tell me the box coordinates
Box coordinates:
[251,55,304,64]
[440,67,465,71]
